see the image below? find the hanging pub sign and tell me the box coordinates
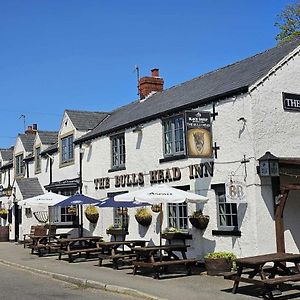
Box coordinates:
[225,180,246,203]
[282,92,300,112]
[185,111,213,158]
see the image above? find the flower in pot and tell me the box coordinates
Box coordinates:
[67,206,77,215]
[204,251,237,276]
[135,207,152,227]
[162,227,192,240]
[189,209,209,229]
[84,205,99,224]
[0,208,8,219]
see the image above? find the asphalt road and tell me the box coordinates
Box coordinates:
[0,263,138,300]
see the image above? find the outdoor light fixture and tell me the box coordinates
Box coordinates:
[258,151,279,177]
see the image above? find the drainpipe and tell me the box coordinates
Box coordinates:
[49,156,53,184]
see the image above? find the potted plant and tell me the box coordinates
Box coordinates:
[189,209,209,229]
[204,251,237,276]
[0,208,8,219]
[106,224,128,236]
[84,205,99,223]
[162,227,192,241]
[135,207,152,226]
[67,206,77,215]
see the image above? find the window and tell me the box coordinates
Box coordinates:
[15,154,24,177]
[111,134,125,169]
[212,184,238,229]
[163,115,185,156]
[49,206,76,225]
[113,207,129,229]
[35,147,41,172]
[61,135,74,164]
[167,202,188,230]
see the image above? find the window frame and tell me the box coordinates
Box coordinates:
[60,134,74,166]
[111,133,126,169]
[15,153,24,177]
[35,146,41,173]
[162,114,186,157]
[212,183,238,230]
[167,202,188,231]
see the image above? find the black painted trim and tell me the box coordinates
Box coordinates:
[159,154,187,163]
[108,166,126,173]
[212,230,241,237]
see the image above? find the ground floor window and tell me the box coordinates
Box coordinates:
[107,191,128,229]
[212,183,238,229]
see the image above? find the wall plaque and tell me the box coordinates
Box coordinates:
[283,92,300,112]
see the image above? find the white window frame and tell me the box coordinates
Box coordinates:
[167,202,188,231]
[111,134,125,169]
[61,134,74,164]
[163,115,185,157]
[15,154,24,177]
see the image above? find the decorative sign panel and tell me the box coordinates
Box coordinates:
[282,92,300,112]
[225,180,246,203]
[185,111,213,158]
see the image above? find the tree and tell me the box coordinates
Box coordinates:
[275,1,300,44]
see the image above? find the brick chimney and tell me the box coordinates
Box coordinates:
[25,124,38,134]
[139,68,164,100]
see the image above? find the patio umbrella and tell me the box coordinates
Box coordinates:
[53,193,101,237]
[114,184,208,246]
[96,197,150,242]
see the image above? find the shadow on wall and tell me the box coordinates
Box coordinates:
[138,223,150,238]
[260,177,275,220]
[283,190,300,251]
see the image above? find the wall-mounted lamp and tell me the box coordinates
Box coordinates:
[132,124,143,133]
[257,151,279,177]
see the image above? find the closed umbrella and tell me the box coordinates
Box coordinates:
[114,184,208,246]
[53,193,101,237]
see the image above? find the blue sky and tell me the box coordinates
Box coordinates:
[0,0,293,147]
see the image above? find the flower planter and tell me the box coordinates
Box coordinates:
[85,213,99,224]
[135,214,152,226]
[0,213,7,219]
[0,226,9,242]
[189,215,209,229]
[106,228,129,236]
[151,205,161,213]
[162,232,192,241]
[205,258,232,276]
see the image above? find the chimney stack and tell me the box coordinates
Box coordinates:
[139,68,164,100]
[25,124,38,134]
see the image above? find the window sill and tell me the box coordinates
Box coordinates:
[159,154,187,163]
[59,160,75,168]
[108,166,126,173]
[212,230,241,237]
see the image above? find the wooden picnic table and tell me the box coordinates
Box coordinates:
[97,240,148,269]
[58,236,103,262]
[225,252,300,299]
[29,233,70,256]
[132,244,199,279]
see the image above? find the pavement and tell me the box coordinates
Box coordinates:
[0,242,257,300]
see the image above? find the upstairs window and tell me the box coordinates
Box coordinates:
[163,115,185,157]
[111,134,125,169]
[35,147,41,173]
[61,135,74,164]
[15,154,24,177]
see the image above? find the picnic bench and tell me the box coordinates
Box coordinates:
[23,225,47,248]
[133,244,199,279]
[224,252,300,299]
[97,240,147,269]
[58,236,103,262]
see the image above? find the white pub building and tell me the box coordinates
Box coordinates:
[1,38,300,258]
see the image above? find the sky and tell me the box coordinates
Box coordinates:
[0,0,294,148]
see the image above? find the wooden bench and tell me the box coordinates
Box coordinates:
[59,247,101,263]
[98,252,136,269]
[133,258,200,279]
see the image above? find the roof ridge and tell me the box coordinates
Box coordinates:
[65,109,109,114]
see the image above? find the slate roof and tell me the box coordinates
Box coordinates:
[0,147,13,162]
[18,133,36,152]
[66,110,109,131]
[76,38,300,144]
[16,178,44,199]
[38,131,58,145]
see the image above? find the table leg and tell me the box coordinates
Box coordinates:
[232,266,243,294]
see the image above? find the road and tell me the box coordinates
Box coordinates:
[0,263,138,300]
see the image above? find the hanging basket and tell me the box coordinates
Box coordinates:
[151,204,161,213]
[189,215,209,229]
[0,213,7,220]
[67,206,77,215]
[84,205,99,224]
[135,214,152,227]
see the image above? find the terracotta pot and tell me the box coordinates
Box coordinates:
[205,258,232,276]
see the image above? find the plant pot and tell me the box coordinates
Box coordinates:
[85,213,99,224]
[135,214,152,226]
[151,205,161,213]
[0,213,7,219]
[189,215,209,229]
[162,232,192,241]
[0,226,9,242]
[106,228,129,236]
[205,258,232,276]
